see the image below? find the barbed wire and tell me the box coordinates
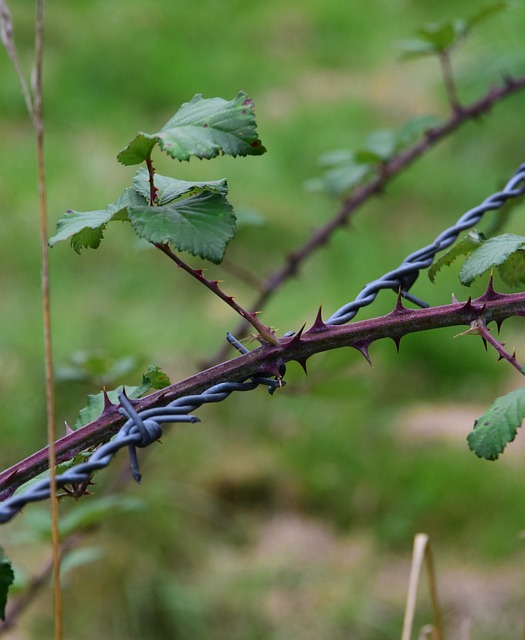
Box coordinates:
[326,163,525,324]
[1,163,524,525]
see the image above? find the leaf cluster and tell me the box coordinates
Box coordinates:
[429,232,525,288]
[49,93,266,264]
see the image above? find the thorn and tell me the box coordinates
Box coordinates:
[258,362,284,380]
[477,274,504,303]
[451,293,458,304]
[482,338,488,351]
[119,387,139,406]
[283,324,306,347]
[353,342,372,366]
[461,297,475,313]
[295,357,309,375]
[102,389,115,412]
[391,336,402,353]
[65,421,74,436]
[389,289,409,316]
[306,306,328,333]
[495,319,505,334]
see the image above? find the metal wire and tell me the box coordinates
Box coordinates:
[326,163,525,325]
[1,163,524,525]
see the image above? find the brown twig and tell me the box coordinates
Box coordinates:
[462,318,525,375]
[154,242,279,346]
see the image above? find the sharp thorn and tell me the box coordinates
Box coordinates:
[306,306,328,333]
[354,342,372,366]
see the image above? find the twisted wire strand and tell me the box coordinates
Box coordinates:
[1,163,525,525]
[326,163,525,325]
[0,376,280,524]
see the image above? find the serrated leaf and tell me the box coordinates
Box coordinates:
[129,190,236,263]
[459,233,525,286]
[498,250,525,288]
[467,388,525,459]
[49,188,143,253]
[74,365,171,428]
[117,92,266,165]
[133,364,171,398]
[132,167,228,205]
[0,546,14,621]
[428,230,485,283]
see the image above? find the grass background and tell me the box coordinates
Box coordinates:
[1,1,525,638]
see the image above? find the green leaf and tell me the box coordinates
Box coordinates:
[74,364,171,428]
[459,233,525,286]
[128,190,236,263]
[132,167,228,204]
[0,547,14,621]
[467,388,525,459]
[498,251,525,288]
[428,230,485,283]
[49,188,143,253]
[133,364,172,398]
[117,92,266,165]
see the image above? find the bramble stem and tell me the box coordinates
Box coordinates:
[466,319,525,375]
[2,287,525,500]
[145,154,158,206]
[154,242,279,346]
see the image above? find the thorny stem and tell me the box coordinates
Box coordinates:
[439,50,462,113]
[154,242,279,346]
[143,152,277,345]
[1,286,525,501]
[465,318,525,375]
[210,73,525,364]
[145,153,158,206]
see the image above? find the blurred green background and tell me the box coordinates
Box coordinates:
[2,1,525,638]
